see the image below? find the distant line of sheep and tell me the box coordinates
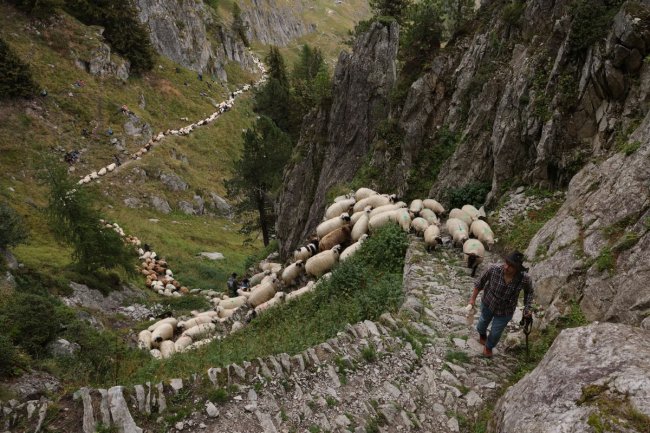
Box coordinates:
[77,52,268,186]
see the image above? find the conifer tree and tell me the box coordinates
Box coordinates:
[0,38,37,100]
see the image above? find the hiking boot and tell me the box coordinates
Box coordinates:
[482,346,493,358]
[478,334,487,345]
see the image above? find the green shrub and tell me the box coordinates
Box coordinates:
[0,37,37,100]
[0,335,19,378]
[6,0,63,16]
[0,292,65,357]
[0,202,28,250]
[502,0,525,26]
[568,0,625,55]
[445,182,491,210]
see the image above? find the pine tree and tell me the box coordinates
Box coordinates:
[0,38,37,100]
[254,47,292,133]
[370,0,411,23]
[226,116,292,246]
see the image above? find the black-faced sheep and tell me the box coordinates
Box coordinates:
[305,245,342,277]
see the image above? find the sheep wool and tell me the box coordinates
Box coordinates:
[369,203,404,219]
[409,199,424,215]
[250,270,271,286]
[411,217,430,235]
[174,335,193,353]
[470,219,495,249]
[219,295,248,310]
[160,340,176,359]
[446,218,470,246]
[281,260,305,285]
[463,239,485,276]
[193,310,219,318]
[351,212,369,241]
[419,208,439,225]
[449,208,473,227]
[248,277,280,307]
[391,208,412,232]
[293,242,317,262]
[350,206,372,226]
[316,213,351,238]
[423,199,445,215]
[217,306,235,319]
[340,234,368,261]
[368,210,397,232]
[254,292,285,315]
[305,245,341,277]
[151,323,174,344]
[424,225,442,251]
[147,317,178,333]
[319,225,351,251]
[182,322,216,339]
[461,204,481,221]
[138,330,152,350]
[178,315,214,332]
[353,194,391,212]
[355,187,378,201]
[150,349,162,359]
[286,281,315,301]
[325,198,356,219]
[333,193,354,202]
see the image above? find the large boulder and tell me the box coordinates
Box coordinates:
[490,322,650,433]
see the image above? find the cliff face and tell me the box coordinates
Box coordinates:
[276,0,650,325]
[241,0,313,46]
[136,0,256,81]
[276,21,399,258]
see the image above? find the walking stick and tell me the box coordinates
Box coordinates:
[520,314,533,358]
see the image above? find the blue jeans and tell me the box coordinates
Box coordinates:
[476,303,512,350]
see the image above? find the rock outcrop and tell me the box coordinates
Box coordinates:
[526,110,649,326]
[276,20,399,258]
[136,0,256,80]
[241,0,313,46]
[490,322,650,433]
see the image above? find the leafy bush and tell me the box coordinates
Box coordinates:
[0,335,19,378]
[6,0,63,16]
[502,0,525,26]
[400,0,442,67]
[0,292,65,357]
[0,37,37,100]
[568,0,624,55]
[0,202,28,250]
[445,181,491,210]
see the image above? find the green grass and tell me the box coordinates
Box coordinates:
[445,350,470,364]
[495,197,563,254]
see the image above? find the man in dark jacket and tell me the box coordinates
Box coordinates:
[467,251,533,358]
[227,272,238,297]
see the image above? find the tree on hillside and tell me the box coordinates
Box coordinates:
[232,2,249,47]
[6,0,63,16]
[370,0,412,23]
[44,164,136,273]
[226,116,292,246]
[0,38,37,100]
[0,202,28,252]
[254,47,293,133]
[291,45,331,124]
[64,0,155,74]
[401,0,443,67]
[441,0,475,36]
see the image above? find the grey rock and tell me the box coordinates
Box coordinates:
[209,192,232,216]
[169,378,183,394]
[255,410,279,433]
[123,112,152,139]
[62,282,143,314]
[123,197,141,208]
[241,0,312,46]
[150,195,171,214]
[193,195,205,215]
[73,387,96,433]
[156,382,166,412]
[98,388,111,425]
[159,173,188,191]
[178,200,196,215]
[7,372,61,400]
[206,402,219,418]
[491,323,650,433]
[447,416,460,432]
[0,247,19,270]
[48,338,80,357]
[75,40,129,80]
[108,386,143,433]
[199,252,225,260]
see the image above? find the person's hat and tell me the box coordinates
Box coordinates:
[231,272,238,277]
[505,251,527,273]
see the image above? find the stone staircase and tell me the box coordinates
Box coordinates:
[1,238,526,433]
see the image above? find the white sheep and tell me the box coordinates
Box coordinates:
[151,323,174,344]
[462,204,481,221]
[325,198,355,219]
[150,349,162,359]
[391,208,412,232]
[369,202,406,219]
[138,330,152,350]
[463,239,485,277]
[281,260,305,285]
[98,167,107,176]
[350,206,371,225]
[259,262,282,273]
[423,199,445,215]
[446,218,470,246]
[305,245,341,277]
[333,192,354,202]
[286,281,315,301]
[192,310,219,319]
[216,306,235,319]
[470,219,495,250]
[250,270,272,286]
[316,213,351,238]
[248,277,281,307]
[108,163,117,172]
[353,194,392,213]
[419,208,439,225]
[409,199,424,215]
[254,292,285,315]
[340,234,368,261]
[449,208,473,227]
[368,210,398,232]
[160,340,176,359]
[220,295,247,309]
[177,315,214,332]
[351,211,369,241]
[424,225,442,251]
[293,242,318,262]
[147,317,178,333]
[182,323,216,339]
[411,217,430,235]
[174,335,193,352]
[354,187,378,201]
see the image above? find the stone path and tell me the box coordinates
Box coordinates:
[185,238,523,433]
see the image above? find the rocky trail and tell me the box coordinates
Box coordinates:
[173,238,524,433]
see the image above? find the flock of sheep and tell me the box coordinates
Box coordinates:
[135,186,498,359]
[76,55,267,186]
